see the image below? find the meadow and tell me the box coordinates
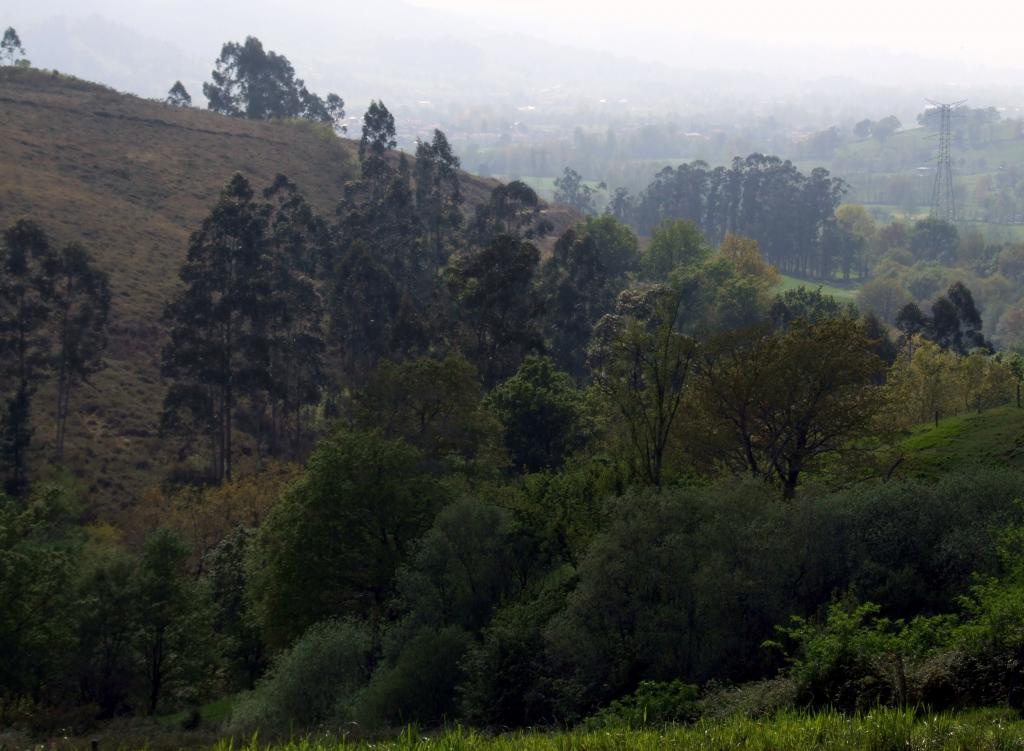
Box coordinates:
[192,710,1024,751]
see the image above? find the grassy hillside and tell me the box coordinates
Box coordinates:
[778,274,860,301]
[900,403,1024,480]
[0,67,519,512]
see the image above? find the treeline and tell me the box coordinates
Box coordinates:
[607,156,849,279]
[837,211,1024,350]
[162,36,346,129]
[4,96,1024,738]
[7,468,1024,731]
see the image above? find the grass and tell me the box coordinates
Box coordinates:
[900,404,1024,480]
[187,709,1024,751]
[777,274,861,301]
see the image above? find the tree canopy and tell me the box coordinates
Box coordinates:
[203,37,345,128]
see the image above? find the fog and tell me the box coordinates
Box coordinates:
[6,0,1024,191]
[7,0,1024,103]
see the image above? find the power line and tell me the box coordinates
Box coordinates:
[927,99,965,223]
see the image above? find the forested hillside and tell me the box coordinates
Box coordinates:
[0,67,521,509]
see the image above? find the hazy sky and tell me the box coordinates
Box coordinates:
[407,0,1024,71]
[6,0,1024,108]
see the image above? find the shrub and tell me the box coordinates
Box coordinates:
[698,678,797,721]
[228,620,373,732]
[768,599,953,712]
[351,626,471,730]
[584,680,700,729]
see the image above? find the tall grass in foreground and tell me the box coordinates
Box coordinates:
[210,709,1024,751]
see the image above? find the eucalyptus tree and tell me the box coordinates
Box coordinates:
[50,243,111,461]
[0,221,53,495]
[161,174,273,482]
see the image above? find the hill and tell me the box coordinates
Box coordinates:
[0,67,539,512]
[900,403,1024,481]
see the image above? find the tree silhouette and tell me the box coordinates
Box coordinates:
[166,81,192,107]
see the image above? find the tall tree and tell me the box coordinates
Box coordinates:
[261,176,328,455]
[554,167,598,215]
[589,282,699,486]
[447,235,542,386]
[50,243,111,461]
[250,429,445,647]
[1,27,25,66]
[132,529,211,715]
[470,181,552,244]
[352,354,503,471]
[0,221,54,496]
[694,319,886,497]
[415,129,463,266]
[641,219,710,281]
[538,217,638,380]
[161,174,272,482]
[485,354,590,472]
[359,99,398,194]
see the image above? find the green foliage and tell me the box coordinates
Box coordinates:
[161,173,329,480]
[631,157,845,280]
[229,620,373,732]
[204,526,265,691]
[51,241,111,460]
[1,220,54,495]
[415,129,463,265]
[910,218,960,265]
[769,286,856,329]
[447,235,542,386]
[641,219,709,281]
[694,318,887,498]
[589,281,699,486]
[1,28,25,66]
[133,528,216,715]
[538,217,638,379]
[166,80,191,107]
[486,355,591,473]
[352,626,471,730]
[353,354,503,473]
[585,680,700,729]
[0,487,78,723]
[202,708,1024,749]
[392,497,537,634]
[516,458,623,566]
[249,428,445,648]
[470,181,550,243]
[768,599,953,711]
[459,568,575,727]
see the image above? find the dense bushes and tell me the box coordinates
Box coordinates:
[229,620,373,732]
[237,468,1024,732]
